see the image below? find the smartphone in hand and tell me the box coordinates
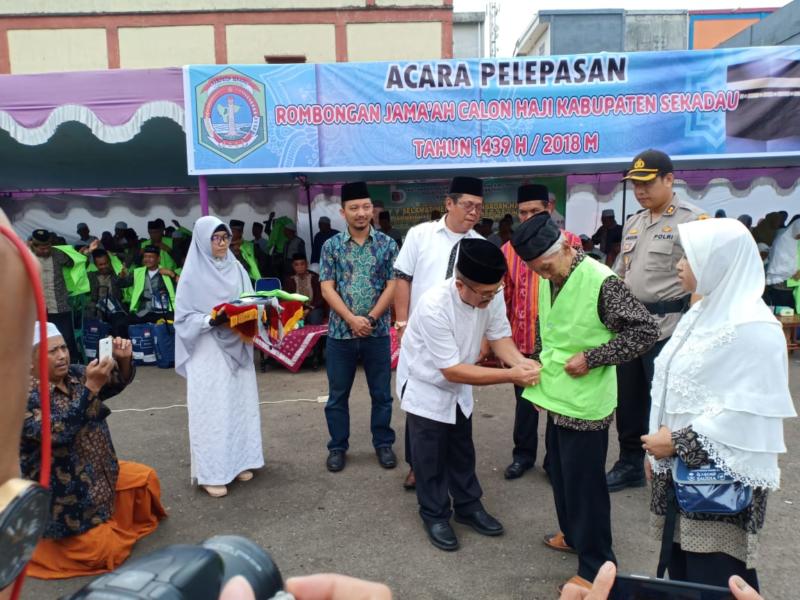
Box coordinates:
[611,574,734,599]
[98,337,113,362]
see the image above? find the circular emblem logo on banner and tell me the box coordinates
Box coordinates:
[196,68,268,163]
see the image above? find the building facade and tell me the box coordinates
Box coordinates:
[0,0,454,74]
[717,1,800,48]
[514,7,777,57]
[452,11,485,58]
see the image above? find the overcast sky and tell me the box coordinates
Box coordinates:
[453,0,792,55]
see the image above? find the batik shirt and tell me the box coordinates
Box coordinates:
[319,227,398,339]
[21,364,135,539]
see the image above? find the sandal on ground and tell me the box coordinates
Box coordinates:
[236,470,254,482]
[202,485,228,498]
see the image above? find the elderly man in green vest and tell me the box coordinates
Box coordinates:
[510,213,658,592]
[128,246,178,324]
[229,219,262,282]
[140,219,177,271]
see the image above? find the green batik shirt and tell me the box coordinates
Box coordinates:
[319,227,398,340]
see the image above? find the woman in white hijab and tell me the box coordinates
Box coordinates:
[641,218,795,590]
[175,216,264,498]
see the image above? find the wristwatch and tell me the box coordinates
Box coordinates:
[367,315,378,329]
[0,479,50,589]
[394,321,407,330]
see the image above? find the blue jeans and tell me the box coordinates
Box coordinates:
[325,335,395,452]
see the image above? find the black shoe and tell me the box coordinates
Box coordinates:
[606,460,645,492]
[423,521,459,551]
[326,450,346,472]
[504,460,533,480]
[376,446,397,469]
[454,509,504,536]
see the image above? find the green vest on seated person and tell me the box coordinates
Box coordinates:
[129,267,176,314]
[140,238,177,271]
[523,257,617,421]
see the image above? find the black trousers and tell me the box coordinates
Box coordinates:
[511,384,540,466]
[407,407,483,524]
[548,416,616,581]
[48,310,80,363]
[404,423,413,468]
[668,543,759,591]
[615,337,668,464]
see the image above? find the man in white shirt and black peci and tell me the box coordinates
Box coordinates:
[397,238,540,552]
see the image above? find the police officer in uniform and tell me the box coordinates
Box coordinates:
[607,149,708,491]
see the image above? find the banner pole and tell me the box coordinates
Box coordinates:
[199,175,209,216]
[305,180,314,246]
[621,176,627,226]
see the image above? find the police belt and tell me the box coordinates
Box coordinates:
[643,295,691,316]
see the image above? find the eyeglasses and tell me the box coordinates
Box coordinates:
[462,281,504,300]
[211,234,231,244]
[456,201,483,214]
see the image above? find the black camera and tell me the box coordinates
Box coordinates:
[62,535,289,600]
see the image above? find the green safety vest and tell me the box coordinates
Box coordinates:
[53,245,90,296]
[140,238,177,271]
[129,267,176,313]
[239,240,261,280]
[523,257,617,421]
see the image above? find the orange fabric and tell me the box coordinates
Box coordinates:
[28,460,167,580]
[265,300,305,341]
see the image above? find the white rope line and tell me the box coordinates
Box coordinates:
[112,396,327,413]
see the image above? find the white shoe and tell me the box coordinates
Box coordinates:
[202,485,228,498]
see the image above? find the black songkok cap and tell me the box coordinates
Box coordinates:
[511,213,561,261]
[229,219,245,229]
[31,229,50,242]
[517,184,549,204]
[341,181,370,203]
[449,176,483,197]
[456,238,507,285]
[142,245,160,255]
[147,220,159,230]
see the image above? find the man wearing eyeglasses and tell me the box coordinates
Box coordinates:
[398,238,540,551]
[393,176,487,491]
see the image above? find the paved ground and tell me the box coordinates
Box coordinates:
[23,357,800,599]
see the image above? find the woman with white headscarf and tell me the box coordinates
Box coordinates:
[175,216,264,498]
[765,219,800,309]
[641,218,795,591]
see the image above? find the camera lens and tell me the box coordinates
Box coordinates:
[202,535,284,599]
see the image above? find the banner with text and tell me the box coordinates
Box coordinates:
[184,46,800,175]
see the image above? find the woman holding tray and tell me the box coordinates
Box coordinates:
[174,216,264,498]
